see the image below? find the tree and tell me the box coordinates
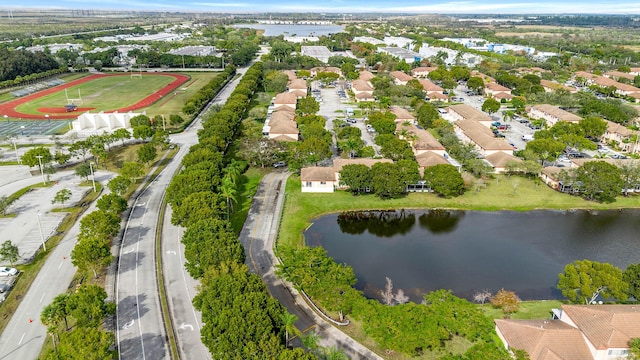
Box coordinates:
[54,151,71,165]
[380,276,395,305]
[424,164,464,197]
[171,191,225,227]
[46,328,116,360]
[623,264,640,301]
[511,96,526,113]
[579,116,607,139]
[557,260,627,304]
[21,146,52,167]
[112,128,131,146]
[79,210,121,240]
[52,189,72,208]
[297,96,319,116]
[96,193,127,214]
[263,70,289,93]
[526,138,566,162]
[281,312,299,348]
[120,162,144,183]
[490,289,520,316]
[473,289,492,312]
[619,161,640,196]
[0,195,11,216]
[68,140,92,162]
[136,143,157,165]
[71,235,113,278]
[630,338,640,360]
[339,164,371,194]
[576,161,623,203]
[132,125,154,140]
[0,240,19,266]
[66,284,115,328]
[481,98,501,115]
[371,162,406,199]
[467,76,484,94]
[220,176,237,221]
[107,176,131,196]
[75,163,91,180]
[41,293,70,350]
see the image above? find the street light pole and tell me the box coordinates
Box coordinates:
[89,162,96,192]
[11,138,19,164]
[36,211,46,251]
[35,155,46,185]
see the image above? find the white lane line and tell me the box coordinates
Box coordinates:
[39,292,46,303]
[18,332,25,345]
[57,261,63,270]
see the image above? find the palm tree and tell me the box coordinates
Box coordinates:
[281,312,299,348]
[343,138,359,158]
[321,346,349,360]
[220,176,237,221]
[224,159,243,183]
[503,110,515,123]
[301,331,321,354]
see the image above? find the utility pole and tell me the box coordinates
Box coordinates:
[89,162,96,192]
[35,155,46,185]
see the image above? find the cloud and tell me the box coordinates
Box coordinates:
[190,2,251,7]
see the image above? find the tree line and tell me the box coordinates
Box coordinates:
[182,64,236,115]
[165,62,316,359]
[0,47,61,83]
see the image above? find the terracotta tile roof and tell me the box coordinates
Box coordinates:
[351,79,374,92]
[455,118,494,136]
[574,71,598,80]
[493,92,513,100]
[389,106,415,121]
[300,166,335,181]
[540,80,577,93]
[495,319,593,360]
[485,82,511,92]
[449,104,492,122]
[272,134,297,142]
[288,78,307,90]
[269,119,298,134]
[270,110,296,123]
[355,92,375,100]
[561,305,640,350]
[531,104,582,122]
[604,70,635,81]
[333,158,393,173]
[455,119,513,151]
[428,92,449,100]
[471,70,495,83]
[419,79,443,93]
[289,89,307,98]
[415,151,449,167]
[605,120,633,137]
[274,92,298,105]
[485,151,521,167]
[541,166,563,178]
[571,158,640,168]
[283,70,297,81]
[390,70,412,82]
[359,70,375,81]
[396,123,444,151]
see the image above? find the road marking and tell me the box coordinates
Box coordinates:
[124,248,134,254]
[122,319,134,329]
[18,332,25,345]
[39,292,46,303]
[58,261,63,269]
[136,203,146,206]
[166,250,176,255]
[178,323,194,331]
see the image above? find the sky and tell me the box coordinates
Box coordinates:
[4,0,640,14]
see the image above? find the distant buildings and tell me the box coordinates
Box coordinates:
[300,46,333,63]
[378,47,421,63]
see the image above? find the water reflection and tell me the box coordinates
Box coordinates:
[306,209,640,302]
[418,210,464,234]
[337,210,415,237]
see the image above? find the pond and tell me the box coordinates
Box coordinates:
[304,209,640,302]
[232,24,345,37]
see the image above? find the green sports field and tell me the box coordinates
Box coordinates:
[14,75,174,114]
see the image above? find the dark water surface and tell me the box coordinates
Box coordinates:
[304,209,640,302]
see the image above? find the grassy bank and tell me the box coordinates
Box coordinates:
[279,174,639,248]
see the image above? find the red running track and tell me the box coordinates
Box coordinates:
[0,73,190,120]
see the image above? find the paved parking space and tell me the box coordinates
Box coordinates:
[0,120,70,137]
[0,181,90,264]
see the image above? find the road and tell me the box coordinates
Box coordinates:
[0,171,114,360]
[115,62,254,359]
[239,171,383,360]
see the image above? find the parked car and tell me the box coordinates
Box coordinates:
[0,267,17,277]
[610,154,628,159]
[497,124,511,130]
[346,118,357,123]
[491,121,501,127]
[272,161,287,168]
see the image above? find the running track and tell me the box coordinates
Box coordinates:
[0,73,190,120]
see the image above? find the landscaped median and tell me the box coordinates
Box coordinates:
[276,174,639,359]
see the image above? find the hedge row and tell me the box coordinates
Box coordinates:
[181,65,236,115]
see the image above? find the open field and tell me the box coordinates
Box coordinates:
[142,72,221,117]
[0,73,189,120]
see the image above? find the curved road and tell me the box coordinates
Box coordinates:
[239,171,383,360]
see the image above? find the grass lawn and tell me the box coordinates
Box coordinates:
[481,300,565,320]
[142,72,220,118]
[14,74,174,114]
[279,174,640,249]
[230,167,265,233]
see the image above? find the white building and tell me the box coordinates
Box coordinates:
[72,111,141,134]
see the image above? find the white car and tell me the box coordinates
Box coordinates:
[0,267,17,277]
